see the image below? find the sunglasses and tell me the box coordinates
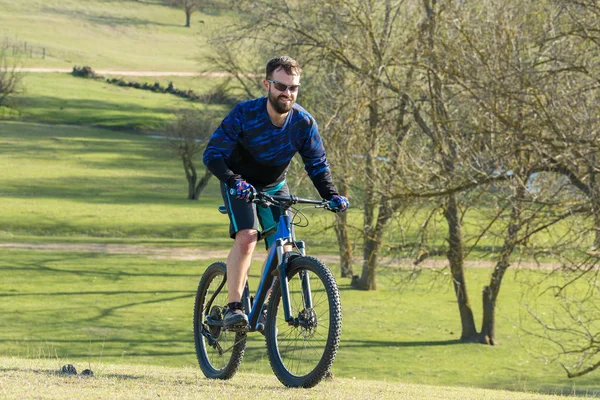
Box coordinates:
[267,79,300,92]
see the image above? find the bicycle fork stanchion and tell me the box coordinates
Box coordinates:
[294,240,313,309]
[275,238,294,324]
[278,264,295,325]
[300,270,313,310]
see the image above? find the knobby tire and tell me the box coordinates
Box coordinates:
[265,256,342,388]
[193,261,246,379]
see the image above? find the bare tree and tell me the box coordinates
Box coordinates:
[164,108,217,199]
[437,0,600,349]
[202,43,263,100]
[511,0,600,376]
[168,0,202,27]
[0,42,23,108]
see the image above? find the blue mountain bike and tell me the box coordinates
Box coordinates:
[193,192,342,388]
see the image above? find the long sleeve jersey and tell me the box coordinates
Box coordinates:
[202,97,339,199]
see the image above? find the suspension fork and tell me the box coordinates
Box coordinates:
[277,239,313,322]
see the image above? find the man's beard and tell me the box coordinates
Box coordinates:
[268,89,294,114]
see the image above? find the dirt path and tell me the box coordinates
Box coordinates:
[15,67,230,77]
[0,242,560,269]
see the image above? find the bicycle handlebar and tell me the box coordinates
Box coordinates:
[228,189,329,208]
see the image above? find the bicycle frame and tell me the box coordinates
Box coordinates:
[243,210,308,332]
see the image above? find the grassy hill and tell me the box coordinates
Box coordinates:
[0,0,235,71]
[2,357,586,400]
[6,73,229,130]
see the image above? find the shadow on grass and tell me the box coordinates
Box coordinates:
[15,95,177,113]
[41,7,182,28]
[0,290,194,298]
[1,175,184,203]
[340,338,462,348]
[0,123,223,206]
[82,293,195,322]
[0,338,190,344]
[0,257,201,278]
[1,131,176,173]
[12,95,179,129]
[0,218,225,239]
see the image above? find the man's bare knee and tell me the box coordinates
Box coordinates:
[234,229,258,254]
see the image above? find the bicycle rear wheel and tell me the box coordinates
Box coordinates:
[265,256,342,388]
[193,261,246,379]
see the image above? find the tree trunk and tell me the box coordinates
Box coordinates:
[335,211,354,278]
[354,84,380,290]
[589,157,600,249]
[444,194,478,341]
[480,254,513,344]
[183,156,197,200]
[334,178,353,278]
[593,203,600,249]
[185,9,192,27]
[479,184,523,344]
[353,197,395,290]
[353,237,379,290]
[479,286,496,345]
[193,169,212,200]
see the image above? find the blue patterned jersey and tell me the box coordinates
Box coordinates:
[203,97,338,199]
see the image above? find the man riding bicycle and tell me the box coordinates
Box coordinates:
[202,56,349,329]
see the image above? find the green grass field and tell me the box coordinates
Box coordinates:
[0,0,236,71]
[6,73,229,130]
[1,1,599,398]
[1,248,598,397]
[1,120,597,396]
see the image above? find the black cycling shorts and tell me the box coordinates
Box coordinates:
[220,181,291,249]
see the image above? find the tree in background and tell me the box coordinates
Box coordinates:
[513,0,600,377]
[164,109,216,199]
[168,0,202,27]
[0,40,22,108]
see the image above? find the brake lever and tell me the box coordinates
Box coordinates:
[252,192,276,207]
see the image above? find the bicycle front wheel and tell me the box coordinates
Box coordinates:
[193,261,246,379]
[265,256,342,388]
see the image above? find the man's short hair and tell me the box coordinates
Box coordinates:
[265,56,302,79]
